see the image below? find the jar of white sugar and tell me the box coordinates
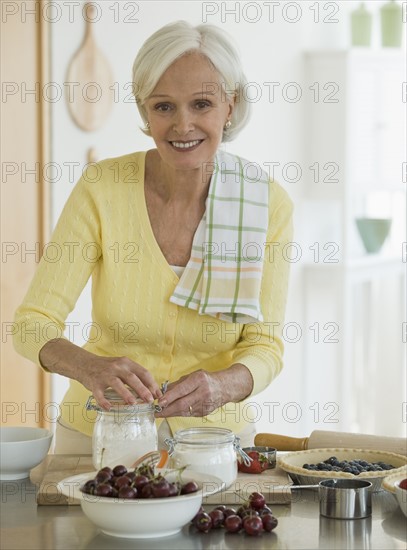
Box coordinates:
[86,389,160,470]
[165,427,251,489]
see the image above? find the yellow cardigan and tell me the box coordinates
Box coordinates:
[14,151,293,437]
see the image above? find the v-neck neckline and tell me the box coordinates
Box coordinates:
[137,150,184,282]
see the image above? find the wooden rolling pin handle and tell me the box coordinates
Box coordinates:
[255,433,309,451]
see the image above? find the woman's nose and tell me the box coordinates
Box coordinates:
[173,109,194,135]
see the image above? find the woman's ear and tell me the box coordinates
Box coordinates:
[228,93,236,118]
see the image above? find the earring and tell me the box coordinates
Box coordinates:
[224,120,232,130]
[144,122,150,131]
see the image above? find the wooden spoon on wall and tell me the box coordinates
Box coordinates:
[66,3,114,131]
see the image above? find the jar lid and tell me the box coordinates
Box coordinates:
[173,427,235,445]
[86,388,159,413]
[103,388,143,404]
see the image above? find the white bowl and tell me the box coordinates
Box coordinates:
[382,468,407,517]
[0,427,53,480]
[58,470,223,538]
[395,479,407,517]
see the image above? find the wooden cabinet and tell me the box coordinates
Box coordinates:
[0,1,50,427]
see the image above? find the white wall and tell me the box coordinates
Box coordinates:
[49,1,406,438]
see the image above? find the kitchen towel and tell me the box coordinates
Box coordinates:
[170,150,269,323]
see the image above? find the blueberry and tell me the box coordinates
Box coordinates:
[383,464,394,470]
[324,456,338,466]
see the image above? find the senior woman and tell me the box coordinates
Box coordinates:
[14,21,293,452]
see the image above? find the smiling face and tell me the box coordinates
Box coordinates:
[144,52,235,172]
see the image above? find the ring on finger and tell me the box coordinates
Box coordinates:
[189,405,193,416]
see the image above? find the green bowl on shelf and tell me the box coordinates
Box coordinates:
[355,218,392,254]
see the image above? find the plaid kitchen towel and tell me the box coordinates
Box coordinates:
[170,150,270,323]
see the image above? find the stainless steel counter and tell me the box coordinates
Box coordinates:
[1,477,406,549]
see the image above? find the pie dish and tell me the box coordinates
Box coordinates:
[278,448,407,492]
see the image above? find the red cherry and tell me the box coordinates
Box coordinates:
[259,505,273,517]
[262,513,278,532]
[118,486,137,499]
[209,509,224,528]
[224,514,243,533]
[399,478,407,490]
[94,483,113,497]
[244,516,263,536]
[191,506,204,526]
[224,507,237,518]
[195,512,212,533]
[249,491,266,510]
[112,464,127,477]
[114,476,131,489]
[133,475,149,491]
[95,470,111,483]
[214,505,227,513]
[181,481,199,494]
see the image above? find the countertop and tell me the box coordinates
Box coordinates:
[1,473,406,549]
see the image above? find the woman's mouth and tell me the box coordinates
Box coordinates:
[169,139,203,151]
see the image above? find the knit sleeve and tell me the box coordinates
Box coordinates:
[13,175,101,368]
[231,181,293,397]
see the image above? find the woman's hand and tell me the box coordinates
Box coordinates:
[39,338,162,410]
[156,363,253,418]
[79,354,162,410]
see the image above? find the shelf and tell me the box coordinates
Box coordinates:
[303,255,404,286]
[303,254,402,270]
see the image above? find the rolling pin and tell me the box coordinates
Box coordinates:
[255,430,407,456]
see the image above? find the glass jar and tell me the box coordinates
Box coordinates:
[165,427,251,489]
[86,389,160,470]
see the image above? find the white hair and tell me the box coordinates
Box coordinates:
[132,20,251,142]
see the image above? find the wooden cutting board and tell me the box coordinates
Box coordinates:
[204,467,292,506]
[34,455,94,505]
[33,455,292,506]
[65,3,114,131]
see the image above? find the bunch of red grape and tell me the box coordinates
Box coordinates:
[192,492,278,536]
[81,463,199,499]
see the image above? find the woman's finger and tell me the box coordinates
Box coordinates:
[92,387,113,411]
[129,366,162,400]
[109,378,141,404]
[156,395,197,418]
[157,376,197,408]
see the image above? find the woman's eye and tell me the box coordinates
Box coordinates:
[154,103,171,112]
[195,101,211,109]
